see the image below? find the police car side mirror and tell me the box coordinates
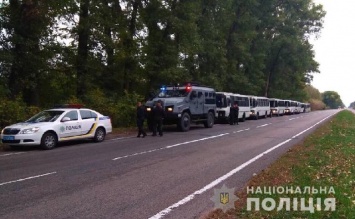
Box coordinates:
[61,117,71,122]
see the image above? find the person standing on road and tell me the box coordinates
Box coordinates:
[152,101,165,136]
[229,104,236,125]
[136,101,147,138]
[234,102,239,125]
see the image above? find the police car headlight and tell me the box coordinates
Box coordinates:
[20,127,40,134]
[167,107,173,112]
[146,107,152,112]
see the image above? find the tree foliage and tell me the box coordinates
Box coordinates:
[0,0,327,127]
[322,91,344,109]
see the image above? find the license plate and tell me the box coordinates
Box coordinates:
[3,136,15,141]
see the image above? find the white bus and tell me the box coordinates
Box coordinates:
[303,103,311,113]
[284,100,296,115]
[249,96,270,119]
[294,101,302,114]
[232,94,251,121]
[216,92,251,122]
[269,98,286,116]
[215,92,234,123]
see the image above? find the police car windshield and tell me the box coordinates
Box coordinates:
[158,89,188,98]
[26,110,64,123]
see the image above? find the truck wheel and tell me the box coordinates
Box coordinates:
[179,112,191,132]
[204,112,214,128]
[40,132,57,150]
[255,113,259,120]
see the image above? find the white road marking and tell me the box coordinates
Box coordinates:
[0,172,57,186]
[109,136,133,141]
[293,116,304,120]
[148,113,336,219]
[233,128,250,134]
[112,133,229,161]
[0,152,26,157]
[256,123,271,128]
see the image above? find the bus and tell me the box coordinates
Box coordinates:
[284,100,296,115]
[232,94,251,121]
[249,96,270,119]
[269,98,286,116]
[295,101,302,114]
[304,103,311,113]
[216,92,251,122]
[215,92,234,123]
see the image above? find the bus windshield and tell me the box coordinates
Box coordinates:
[216,94,227,108]
[270,101,277,107]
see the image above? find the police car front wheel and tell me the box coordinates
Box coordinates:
[41,132,58,150]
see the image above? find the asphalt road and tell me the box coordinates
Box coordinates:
[0,110,338,219]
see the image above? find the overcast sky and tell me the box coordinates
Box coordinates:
[311,0,355,106]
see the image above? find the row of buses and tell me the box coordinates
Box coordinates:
[215,92,311,122]
[145,83,311,131]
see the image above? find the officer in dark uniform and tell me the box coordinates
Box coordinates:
[152,101,166,136]
[234,102,239,125]
[229,104,236,125]
[136,101,147,138]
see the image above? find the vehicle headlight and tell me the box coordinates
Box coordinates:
[20,127,40,134]
[251,110,255,114]
[167,107,173,112]
[146,107,152,112]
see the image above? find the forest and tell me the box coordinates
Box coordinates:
[0,0,326,127]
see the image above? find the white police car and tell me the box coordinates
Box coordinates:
[0,105,112,150]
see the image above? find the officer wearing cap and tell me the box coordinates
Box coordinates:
[152,100,166,136]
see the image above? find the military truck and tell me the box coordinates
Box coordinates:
[145,83,216,132]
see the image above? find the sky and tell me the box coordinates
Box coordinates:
[311,0,355,106]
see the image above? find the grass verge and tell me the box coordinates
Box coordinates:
[206,110,355,219]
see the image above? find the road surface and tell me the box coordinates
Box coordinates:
[0,110,337,219]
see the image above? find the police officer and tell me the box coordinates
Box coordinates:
[234,102,239,125]
[152,101,165,136]
[229,104,236,125]
[136,101,147,138]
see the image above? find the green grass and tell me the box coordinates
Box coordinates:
[206,110,355,219]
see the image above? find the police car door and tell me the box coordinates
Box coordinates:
[79,110,97,135]
[59,110,82,138]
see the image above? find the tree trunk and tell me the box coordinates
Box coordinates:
[76,0,90,99]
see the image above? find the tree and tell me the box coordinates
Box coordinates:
[322,91,344,109]
[305,85,322,100]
